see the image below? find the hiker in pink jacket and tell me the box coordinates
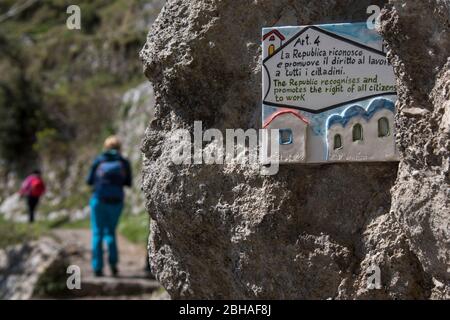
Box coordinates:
[19,170,46,223]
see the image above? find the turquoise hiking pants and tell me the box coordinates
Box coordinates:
[90,196,123,273]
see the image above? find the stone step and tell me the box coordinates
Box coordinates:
[69,277,161,298]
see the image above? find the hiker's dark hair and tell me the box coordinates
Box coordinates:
[32,169,41,175]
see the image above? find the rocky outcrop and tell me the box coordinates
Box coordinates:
[0,194,26,223]
[118,83,156,215]
[380,0,450,299]
[140,0,448,299]
[0,237,67,300]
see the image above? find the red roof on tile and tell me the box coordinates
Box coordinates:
[262,29,286,41]
[263,109,309,128]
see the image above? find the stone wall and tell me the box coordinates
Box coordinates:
[140,0,448,299]
[380,0,450,298]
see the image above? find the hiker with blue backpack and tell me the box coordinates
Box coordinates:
[87,135,132,277]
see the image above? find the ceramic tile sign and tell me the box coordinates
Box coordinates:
[262,23,398,163]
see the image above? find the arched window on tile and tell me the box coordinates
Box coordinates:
[378,117,390,137]
[268,44,275,56]
[352,124,363,142]
[334,134,342,150]
[279,128,293,145]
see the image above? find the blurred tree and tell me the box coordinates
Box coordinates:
[0,32,44,173]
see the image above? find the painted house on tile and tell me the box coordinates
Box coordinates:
[263,109,309,163]
[263,29,285,57]
[326,99,397,162]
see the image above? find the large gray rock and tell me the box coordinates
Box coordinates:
[0,237,67,300]
[118,83,156,215]
[380,0,450,299]
[140,0,448,299]
[0,193,27,223]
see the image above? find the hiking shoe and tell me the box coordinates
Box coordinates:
[94,270,103,277]
[111,266,119,277]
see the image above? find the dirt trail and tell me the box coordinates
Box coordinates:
[51,229,168,300]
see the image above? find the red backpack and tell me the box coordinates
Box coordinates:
[29,176,45,197]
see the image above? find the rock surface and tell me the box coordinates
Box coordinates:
[0,237,67,300]
[0,193,27,223]
[140,0,449,299]
[51,229,163,299]
[118,82,156,215]
[380,0,450,299]
[0,229,165,300]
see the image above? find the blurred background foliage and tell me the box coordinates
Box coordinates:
[0,0,161,175]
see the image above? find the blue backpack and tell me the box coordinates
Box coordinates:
[94,159,127,203]
[95,160,126,186]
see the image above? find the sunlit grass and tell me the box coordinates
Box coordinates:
[0,211,150,249]
[0,216,50,249]
[118,211,149,245]
[57,210,150,245]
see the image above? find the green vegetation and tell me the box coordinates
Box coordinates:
[0,216,49,249]
[58,211,150,245]
[39,190,91,216]
[0,33,45,172]
[0,0,161,173]
[0,0,160,251]
[33,259,71,298]
[60,218,90,230]
[118,211,150,244]
[0,210,150,249]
